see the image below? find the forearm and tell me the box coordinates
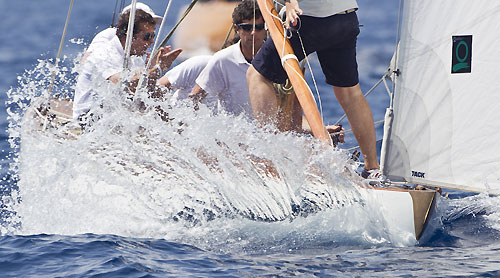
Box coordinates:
[189,84,207,102]
[145,65,163,88]
[107,66,163,96]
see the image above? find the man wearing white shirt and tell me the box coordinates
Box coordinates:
[73,2,182,124]
[247,0,382,179]
[188,0,267,119]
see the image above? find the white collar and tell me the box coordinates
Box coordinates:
[232,41,251,65]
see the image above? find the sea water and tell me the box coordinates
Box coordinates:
[1,0,500,277]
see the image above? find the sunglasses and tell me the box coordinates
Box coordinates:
[142,32,155,41]
[237,23,265,32]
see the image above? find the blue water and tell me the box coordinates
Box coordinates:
[2,0,500,277]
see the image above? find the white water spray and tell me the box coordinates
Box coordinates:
[3,54,419,249]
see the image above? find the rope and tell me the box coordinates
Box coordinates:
[266,0,284,23]
[264,0,331,144]
[268,1,324,119]
[297,31,324,120]
[269,4,312,100]
[281,54,298,66]
[47,0,75,96]
[268,0,398,163]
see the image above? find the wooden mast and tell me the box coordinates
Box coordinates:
[256,0,332,145]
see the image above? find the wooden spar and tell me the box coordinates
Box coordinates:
[256,0,332,145]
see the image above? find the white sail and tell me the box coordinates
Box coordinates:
[381,0,500,194]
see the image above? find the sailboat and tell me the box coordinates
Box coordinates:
[29,0,500,241]
[27,0,440,240]
[258,0,500,239]
[255,0,444,240]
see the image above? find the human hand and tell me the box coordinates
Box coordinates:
[285,0,303,29]
[326,125,345,144]
[154,46,182,71]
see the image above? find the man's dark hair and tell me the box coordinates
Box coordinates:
[116,10,156,40]
[232,0,262,25]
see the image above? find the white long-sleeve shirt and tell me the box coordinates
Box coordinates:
[73,28,144,120]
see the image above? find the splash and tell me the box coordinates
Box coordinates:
[446,193,500,231]
[2,54,417,250]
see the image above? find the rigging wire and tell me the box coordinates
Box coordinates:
[334,74,388,126]
[145,0,174,71]
[252,0,256,59]
[271,0,320,108]
[122,0,138,71]
[120,0,126,11]
[137,0,200,91]
[331,119,385,138]
[137,0,174,90]
[111,0,126,27]
[111,0,119,27]
[346,138,383,152]
[47,0,75,96]
[332,72,392,153]
[382,74,392,97]
[221,24,235,49]
[220,22,234,49]
[150,0,200,60]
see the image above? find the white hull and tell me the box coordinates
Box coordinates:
[368,187,438,240]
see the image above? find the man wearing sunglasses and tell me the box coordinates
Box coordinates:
[73,2,182,124]
[188,0,267,119]
[247,0,382,180]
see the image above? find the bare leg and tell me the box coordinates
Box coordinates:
[333,84,380,170]
[247,65,278,127]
